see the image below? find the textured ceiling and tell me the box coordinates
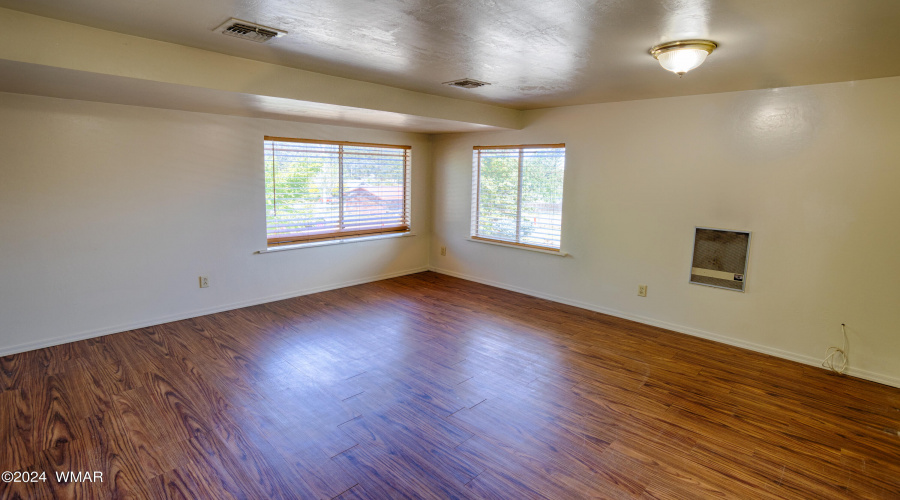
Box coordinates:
[2,0,900,109]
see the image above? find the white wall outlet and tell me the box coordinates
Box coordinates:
[638,285,647,297]
[440,246,447,256]
[199,276,209,288]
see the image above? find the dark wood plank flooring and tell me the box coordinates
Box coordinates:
[1,271,899,499]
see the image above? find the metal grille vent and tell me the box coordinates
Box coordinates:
[215,19,286,43]
[443,78,491,89]
[690,228,751,292]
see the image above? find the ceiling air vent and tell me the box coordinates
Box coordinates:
[214,18,286,43]
[443,78,491,89]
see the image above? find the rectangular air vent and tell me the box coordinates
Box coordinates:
[214,18,286,43]
[443,78,491,89]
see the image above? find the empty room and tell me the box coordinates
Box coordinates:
[1,0,899,498]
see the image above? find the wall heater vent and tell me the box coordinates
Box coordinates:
[690,227,751,292]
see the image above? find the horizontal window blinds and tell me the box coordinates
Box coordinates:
[265,137,410,246]
[472,144,566,251]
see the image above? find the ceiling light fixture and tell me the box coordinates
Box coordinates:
[650,40,717,76]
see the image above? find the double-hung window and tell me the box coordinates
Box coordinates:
[264,136,411,247]
[471,144,566,251]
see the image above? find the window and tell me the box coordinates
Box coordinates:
[471,144,566,251]
[264,136,410,246]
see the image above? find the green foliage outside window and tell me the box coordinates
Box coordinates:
[475,146,565,248]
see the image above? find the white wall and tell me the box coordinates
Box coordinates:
[430,76,900,387]
[0,92,431,355]
[4,76,899,388]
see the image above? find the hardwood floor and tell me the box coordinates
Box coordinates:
[1,271,899,499]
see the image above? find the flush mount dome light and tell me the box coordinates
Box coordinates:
[650,40,717,75]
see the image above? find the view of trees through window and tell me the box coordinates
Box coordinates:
[473,145,566,250]
[264,138,410,245]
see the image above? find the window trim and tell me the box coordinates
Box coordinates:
[471,143,566,252]
[265,136,412,151]
[257,231,417,254]
[466,237,568,256]
[264,136,411,247]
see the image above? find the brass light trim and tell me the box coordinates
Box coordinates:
[649,39,718,59]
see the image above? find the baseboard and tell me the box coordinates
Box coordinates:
[428,266,900,389]
[0,266,431,358]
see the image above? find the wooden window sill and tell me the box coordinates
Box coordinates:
[466,237,568,257]
[257,232,415,254]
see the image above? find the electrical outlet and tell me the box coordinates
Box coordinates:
[638,285,647,297]
[199,276,209,288]
[440,246,447,256]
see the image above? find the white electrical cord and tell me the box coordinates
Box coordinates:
[822,323,849,375]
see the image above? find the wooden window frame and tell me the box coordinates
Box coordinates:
[265,136,411,247]
[471,143,566,252]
